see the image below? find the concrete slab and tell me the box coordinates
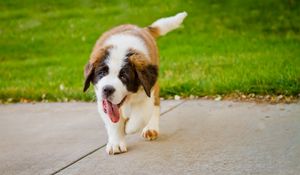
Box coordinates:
[57,100,300,175]
[0,100,183,175]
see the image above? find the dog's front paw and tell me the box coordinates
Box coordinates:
[106,141,127,155]
[142,128,159,141]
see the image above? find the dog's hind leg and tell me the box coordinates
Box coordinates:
[142,105,160,141]
[124,97,153,135]
[142,85,160,141]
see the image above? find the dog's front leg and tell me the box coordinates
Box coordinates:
[104,117,127,155]
[99,109,127,155]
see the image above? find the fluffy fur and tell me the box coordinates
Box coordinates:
[84,12,187,155]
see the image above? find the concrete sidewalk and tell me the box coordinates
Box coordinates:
[0,100,299,175]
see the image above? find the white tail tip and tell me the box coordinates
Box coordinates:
[176,11,188,21]
[150,11,188,36]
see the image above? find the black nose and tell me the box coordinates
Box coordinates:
[103,85,115,98]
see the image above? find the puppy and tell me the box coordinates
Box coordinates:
[83,12,187,155]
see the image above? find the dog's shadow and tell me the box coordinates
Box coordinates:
[126,129,183,152]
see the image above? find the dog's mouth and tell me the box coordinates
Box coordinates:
[102,96,127,123]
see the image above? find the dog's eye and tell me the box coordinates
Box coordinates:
[96,66,108,78]
[99,70,106,77]
[126,52,135,58]
[119,71,127,81]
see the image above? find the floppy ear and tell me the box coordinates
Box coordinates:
[128,51,158,97]
[83,45,112,92]
[136,64,158,97]
[83,62,94,92]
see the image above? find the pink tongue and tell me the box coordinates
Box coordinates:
[103,99,120,123]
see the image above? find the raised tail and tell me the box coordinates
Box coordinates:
[147,12,188,38]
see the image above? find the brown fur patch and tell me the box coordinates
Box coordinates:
[146,26,160,38]
[89,24,159,66]
[127,49,150,70]
[89,45,112,66]
[142,129,158,141]
[153,83,160,106]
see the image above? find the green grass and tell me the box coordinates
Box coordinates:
[0,0,300,102]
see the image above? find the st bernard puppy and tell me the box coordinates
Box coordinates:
[83,12,187,155]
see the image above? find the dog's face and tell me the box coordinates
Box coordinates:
[83,46,158,106]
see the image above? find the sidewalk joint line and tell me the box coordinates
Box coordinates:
[50,144,106,175]
[161,100,186,116]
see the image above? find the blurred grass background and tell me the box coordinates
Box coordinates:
[0,0,299,102]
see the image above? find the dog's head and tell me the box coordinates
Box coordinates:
[83,45,158,122]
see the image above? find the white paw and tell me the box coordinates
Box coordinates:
[142,128,159,141]
[106,141,127,155]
